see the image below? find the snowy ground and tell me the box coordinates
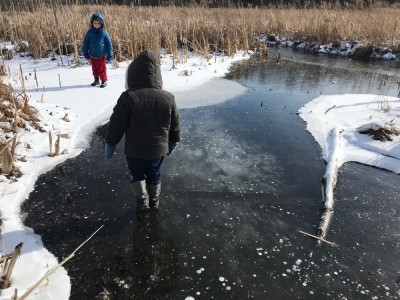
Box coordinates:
[299,94,400,209]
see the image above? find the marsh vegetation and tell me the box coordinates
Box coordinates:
[0,4,399,60]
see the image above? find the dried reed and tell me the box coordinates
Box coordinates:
[1,144,13,174]
[0,78,38,176]
[0,243,23,290]
[1,5,399,61]
[18,226,103,300]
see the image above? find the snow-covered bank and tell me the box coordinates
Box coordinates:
[260,34,398,61]
[300,94,400,174]
[299,93,400,210]
[0,51,249,299]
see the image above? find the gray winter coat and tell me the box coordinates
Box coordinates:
[105,50,180,159]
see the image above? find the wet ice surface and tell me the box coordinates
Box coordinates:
[22,54,400,299]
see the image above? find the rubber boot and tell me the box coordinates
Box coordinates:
[131,180,149,211]
[147,183,161,209]
[91,77,100,86]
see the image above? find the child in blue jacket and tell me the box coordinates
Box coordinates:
[82,13,113,88]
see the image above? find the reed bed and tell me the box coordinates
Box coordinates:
[0,78,39,177]
[0,5,399,60]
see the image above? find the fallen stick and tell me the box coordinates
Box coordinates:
[317,128,342,245]
[298,230,338,246]
[324,104,336,114]
[0,138,15,155]
[0,251,15,263]
[1,243,23,289]
[18,225,104,300]
[317,208,334,245]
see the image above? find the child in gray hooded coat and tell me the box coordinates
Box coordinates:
[104,50,180,211]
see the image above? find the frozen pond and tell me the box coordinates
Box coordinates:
[22,53,400,299]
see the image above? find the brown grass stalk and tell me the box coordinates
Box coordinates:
[1,146,13,174]
[17,225,103,300]
[18,64,25,92]
[0,243,23,290]
[0,6,398,61]
[0,76,39,176]
[48,131,53,156]
[54,134,60,156]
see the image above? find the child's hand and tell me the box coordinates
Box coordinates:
[167,143,178,156]
[106,56,113,63]
[84,54,90,60]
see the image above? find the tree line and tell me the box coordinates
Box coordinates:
[0,0,398,9]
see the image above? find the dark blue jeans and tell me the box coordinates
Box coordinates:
[126,156,164,184]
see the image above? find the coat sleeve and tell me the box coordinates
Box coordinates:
[168,97,180,143]
[82,30,90,56]
[104,31,113,58]
[105,92,131,146]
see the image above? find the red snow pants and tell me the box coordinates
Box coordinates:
[90,57,108,82]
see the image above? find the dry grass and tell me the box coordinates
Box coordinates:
[0,5,399,60]
[0,74,39,177]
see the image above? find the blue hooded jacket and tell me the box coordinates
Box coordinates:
[82,13,113,58]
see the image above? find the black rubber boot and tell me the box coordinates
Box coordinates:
[147,183,161,209]
[91,77,100,86]
[131,181,149,211]
[100,81,107,88]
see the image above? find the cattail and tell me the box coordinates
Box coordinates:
[19,63,25,92]
[48,130,52,156]
[11,136,17,159]
[22,95,30,115]
[34,69,38,87]
[62,113,70,122]
[54,134,60,156]
[1,146,13,174]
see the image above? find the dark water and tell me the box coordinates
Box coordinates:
[22,53,400,300]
